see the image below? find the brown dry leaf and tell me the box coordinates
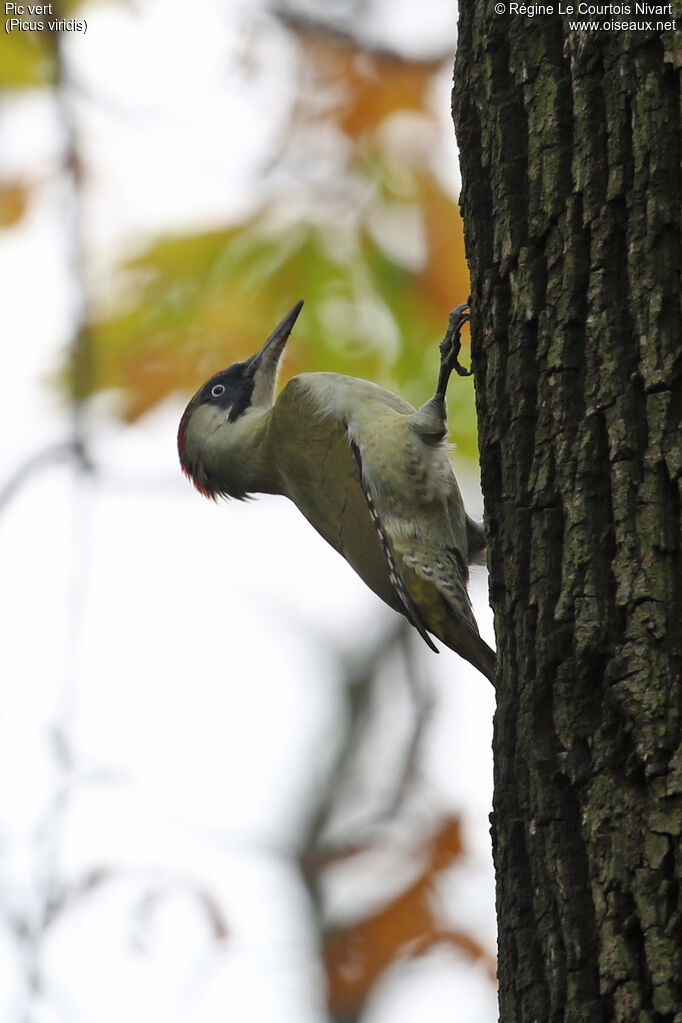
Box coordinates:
[0,182,30,227]
[416,173,470,313]
[299,30,445,140]
[323,817,495,1019]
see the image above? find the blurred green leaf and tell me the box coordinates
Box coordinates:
[51,8,480,460]
[73,208,477,456]
[0,0,90,89]
[0,29,53,88]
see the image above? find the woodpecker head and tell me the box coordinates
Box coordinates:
[178,300,304,500]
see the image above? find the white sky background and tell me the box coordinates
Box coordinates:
[0,0,498,1020]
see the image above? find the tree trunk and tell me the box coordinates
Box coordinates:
[452,13,682,1022]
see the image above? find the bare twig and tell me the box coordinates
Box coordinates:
[0,440,93,516]
[6,8,98,1015]
[272,2,454,64]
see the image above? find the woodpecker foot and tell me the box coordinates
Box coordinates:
[435,303,471,401]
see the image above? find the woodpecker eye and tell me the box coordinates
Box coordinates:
[211,384,225,397]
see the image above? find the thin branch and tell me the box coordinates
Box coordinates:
[8,8,98,1015]
[272,3,454,64]
[0,440,93,516]
[375,622,435,821]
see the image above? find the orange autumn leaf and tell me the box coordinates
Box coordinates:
[416,173,470,313]
[0,181,31,227]
[323,817,495,1019]
[298,29,446,140]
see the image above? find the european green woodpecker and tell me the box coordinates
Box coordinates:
[178,302,495,683]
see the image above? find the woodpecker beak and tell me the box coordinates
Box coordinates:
[254,300,304,365]
[248,299,304,408]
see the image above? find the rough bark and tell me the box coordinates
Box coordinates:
[452,13,682,1023]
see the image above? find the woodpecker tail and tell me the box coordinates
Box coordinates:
[439,622,496,685]
[391,537,496,685]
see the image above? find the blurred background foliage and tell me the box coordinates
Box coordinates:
[0,2,494,1021]
[1,0,476,453]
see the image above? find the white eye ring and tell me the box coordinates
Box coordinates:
[211,384,225,397]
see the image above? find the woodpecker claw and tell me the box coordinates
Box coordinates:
[435,303,471,401]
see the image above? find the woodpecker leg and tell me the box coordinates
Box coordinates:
[410,303,472,440]
[435,303,471,401]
